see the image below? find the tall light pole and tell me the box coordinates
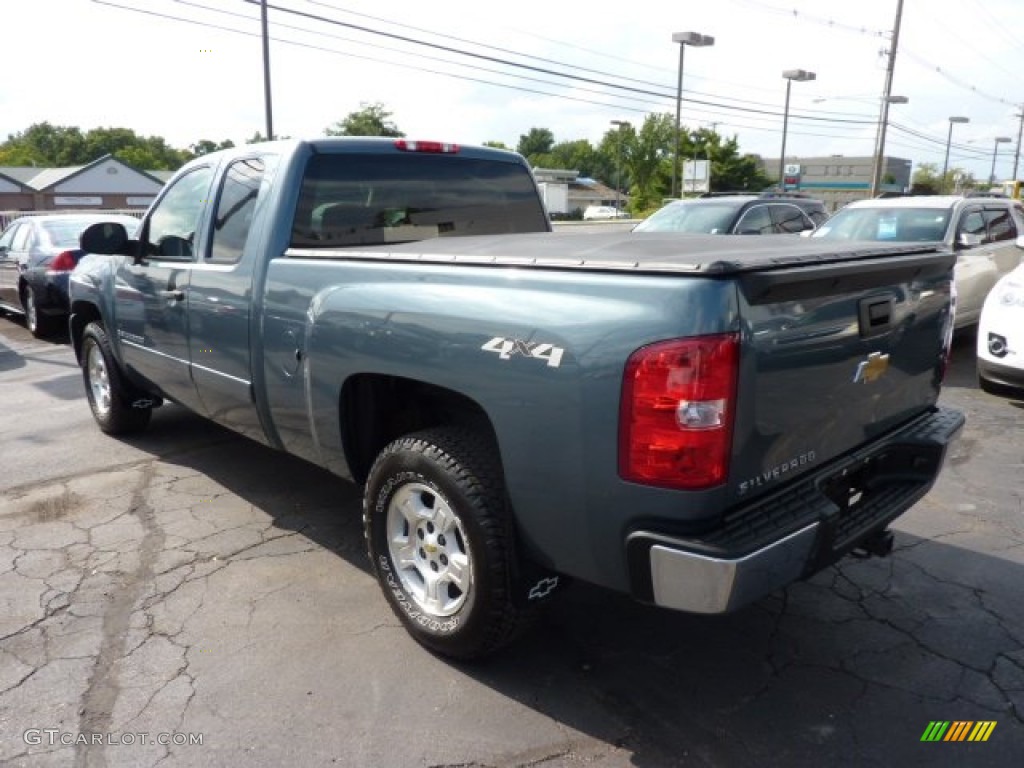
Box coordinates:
[610,120,630,214]
[778,69,816,189]
[671,31,714,199]
[870,0,906,197]
[942,116,969,193]
[990,137,1012,185]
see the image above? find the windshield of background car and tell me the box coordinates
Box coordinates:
[812,206,953,242]
[632,202,740,234]
[290,153,549,247]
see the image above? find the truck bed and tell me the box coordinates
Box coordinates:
[287,231,941,275]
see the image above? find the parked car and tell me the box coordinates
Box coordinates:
[977,262,1024,396]
[811,195,1024,329]
[632,193,826,235]
[582,205,629,220]
[0,213,139,337]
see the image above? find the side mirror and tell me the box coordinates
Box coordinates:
[80,221,129,254]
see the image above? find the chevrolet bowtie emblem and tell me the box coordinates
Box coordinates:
[853,352,890,384]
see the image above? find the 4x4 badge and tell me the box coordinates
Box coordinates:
[853,352,890,384]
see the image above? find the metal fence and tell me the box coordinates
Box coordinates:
[0,209,145,231]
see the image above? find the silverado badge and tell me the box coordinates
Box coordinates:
[853,352,890,384]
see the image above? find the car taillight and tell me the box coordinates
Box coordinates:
[47,250,77,273]
[619,333,739,490]
[394,140,459,154]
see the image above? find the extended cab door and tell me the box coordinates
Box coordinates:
[188,155,269,442]
[115,165,215,410]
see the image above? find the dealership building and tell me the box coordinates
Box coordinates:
[758,154,914,211]
[0,155,168,226]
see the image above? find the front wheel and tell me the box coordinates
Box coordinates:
[81,322,152,434]
[364,427,529,659]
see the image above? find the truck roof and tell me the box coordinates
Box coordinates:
[288,231,943,276]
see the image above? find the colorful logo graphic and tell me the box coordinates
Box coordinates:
[921,721,996,742]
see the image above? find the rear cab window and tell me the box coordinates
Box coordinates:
[291,153,549,248]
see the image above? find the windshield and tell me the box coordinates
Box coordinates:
[633,201,741,234]
[812,206,953,242]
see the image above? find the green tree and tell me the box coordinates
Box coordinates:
[912,161,977,194]
[0,122,190,169]
[616,113,674,211]
[190,138,236,156]
[0,122,86,166]
[693,129,771,193]
[516,127,555,161]
[325,103,404,137]
[482,140,509,150]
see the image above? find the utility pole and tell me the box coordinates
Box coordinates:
[261,0,274,141]
[1014,106,1024,182]
[870,0,904,197]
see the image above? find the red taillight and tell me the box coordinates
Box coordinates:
[619,334,739,490]
[394,139,459,154]
[47,250,77,273]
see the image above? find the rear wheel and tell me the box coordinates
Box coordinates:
[81,322,152,434]
[364,427,529,659]
[22,287,54,338]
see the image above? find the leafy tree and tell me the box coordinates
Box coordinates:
[912,161,976,194]
[0,122,86,166]
[616,114,674,211]
[516,127,555,161]
[325,103,404,137]
[0,122,189,169]
[693,129,771,193]
[190,139,236,156]
[482,140,509,150]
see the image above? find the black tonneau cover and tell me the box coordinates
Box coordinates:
[286,231,943,275]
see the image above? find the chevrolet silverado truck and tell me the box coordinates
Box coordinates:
[69,138,964,659]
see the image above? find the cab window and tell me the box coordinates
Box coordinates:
[208,158,266,264]
[143,166,215,259]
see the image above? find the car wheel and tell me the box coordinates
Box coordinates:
[22,287,53,338]
[81,322,152,434]
[364,427,530,659]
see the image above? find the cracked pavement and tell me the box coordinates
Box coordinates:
[1,324,1022,767]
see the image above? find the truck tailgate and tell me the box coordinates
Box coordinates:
[729,250,955,503]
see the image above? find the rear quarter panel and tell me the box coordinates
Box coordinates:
[261,256,739,588]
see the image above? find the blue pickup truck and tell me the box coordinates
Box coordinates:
[70,138,964,658]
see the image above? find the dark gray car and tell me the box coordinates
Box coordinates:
[633,193,827,235]
[0,213,139,337]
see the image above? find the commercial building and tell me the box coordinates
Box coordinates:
[0,155,166,219]
[758,155,913,211]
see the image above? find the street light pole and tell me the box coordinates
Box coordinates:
[778,69,816,189]
[610,120,630,214]
[671,31,714,199]
[990,137,1012,185]
[942,116,969,193]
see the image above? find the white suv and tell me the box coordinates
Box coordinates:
[812,195,1024,329]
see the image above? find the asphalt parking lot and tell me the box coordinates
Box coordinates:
[0,313,1021,768]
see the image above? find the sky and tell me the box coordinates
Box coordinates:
[3,0,1023,182]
